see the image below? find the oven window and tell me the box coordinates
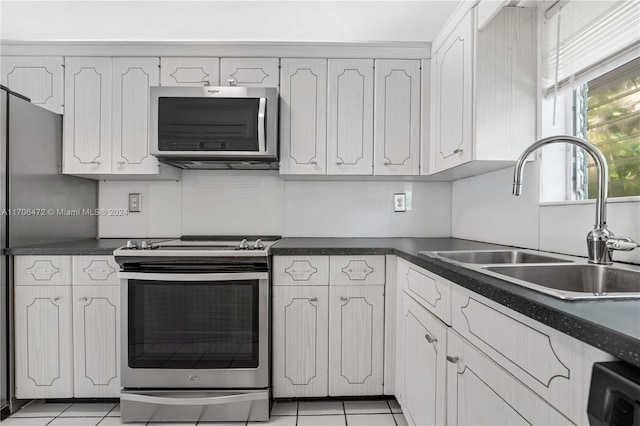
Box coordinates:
[128,280,259,369]
[157,97,261,151]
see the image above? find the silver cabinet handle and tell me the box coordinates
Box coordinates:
[309,297,318,302]
[310,161,318,165]
[340,297,348,302]
[50,297,60,302]
[425,334,437,343]
[446,356,459,363]
[117,161,126,165]
[91,160,101,165]
[227,78,236,86]
[336,161,344,165]
[384,161,392,165]
[78,297,88,302]
[453,149,464,154]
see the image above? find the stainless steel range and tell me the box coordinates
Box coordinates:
[114,236,277,423]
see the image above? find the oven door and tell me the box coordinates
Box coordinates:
[120,271,268,389]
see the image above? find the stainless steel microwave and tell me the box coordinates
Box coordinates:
[150,86,279,170]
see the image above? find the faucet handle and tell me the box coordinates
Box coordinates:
[606,236,639,251]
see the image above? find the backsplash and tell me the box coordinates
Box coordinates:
[98,171,452,238]
[452,164,640,264]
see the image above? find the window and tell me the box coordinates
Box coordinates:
[572,58,640,199]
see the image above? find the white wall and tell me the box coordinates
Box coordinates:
[451,164,640,264]
[98,172,452,238]
[0,1,459,42]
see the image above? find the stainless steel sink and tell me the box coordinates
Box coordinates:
[424,250,571,265]
[482,264,640,300]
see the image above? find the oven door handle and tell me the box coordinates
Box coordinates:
[120,390,267,406]
[119,272,268,281]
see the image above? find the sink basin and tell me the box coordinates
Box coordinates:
[425,250,570,265]
[483,264,640,300]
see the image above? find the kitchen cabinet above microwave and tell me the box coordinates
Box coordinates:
[426,6,536,179]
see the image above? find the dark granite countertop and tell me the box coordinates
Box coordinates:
[4,238,170,256]
[271,237,640,368]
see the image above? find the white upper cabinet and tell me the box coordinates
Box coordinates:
[429,6,536,177]
[326,59,374,175]
[220,58,280,87]
[374,60,421,175]
[160,57,219,86]
[112,57,160,174]
[63,57,112,174]
[1,56,64,114]
[279,58,328,175]
[432,12,473,172]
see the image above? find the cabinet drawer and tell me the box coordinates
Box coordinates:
[15,256,72,286]
[451,285,613,425]
[397,258,451,325]
[72,256,120,286]
[329,256,385,285]
[273,256,329,286]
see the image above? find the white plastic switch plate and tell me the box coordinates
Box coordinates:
[394,193,406,212]
[129,193,141,213]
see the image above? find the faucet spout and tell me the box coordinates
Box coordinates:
[512,135,608,228]
[512,135,618,264]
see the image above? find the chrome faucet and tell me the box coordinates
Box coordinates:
[512,135,638,265]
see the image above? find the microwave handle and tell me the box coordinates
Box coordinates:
[118,272,268,282]
[258,97,266,152]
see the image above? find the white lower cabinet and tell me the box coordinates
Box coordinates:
[328,285,384,396]
[14,255,121,398]
[273,255,386,398]
[447,330,573,426]
[14,285,74,398]
[273,286,329,398]
[73,286,120,397]
[401,294,446,426]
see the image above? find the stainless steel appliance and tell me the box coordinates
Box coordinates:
[114,237,277,423]
[0,86,97,417]
[150,86,279,170]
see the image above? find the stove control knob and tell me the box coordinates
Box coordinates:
[254,239,264,250]
[140,240,151,250]
[126,240,138,250]
[239,238,249,250]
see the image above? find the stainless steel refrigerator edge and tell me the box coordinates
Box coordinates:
[1,86,98,415]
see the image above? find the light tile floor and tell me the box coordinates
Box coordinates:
[3,399,407,426]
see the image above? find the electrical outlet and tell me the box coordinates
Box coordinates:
[129,193,141,213]
[394,193,406,212]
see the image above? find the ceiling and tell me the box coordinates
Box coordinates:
[0,1,462,43]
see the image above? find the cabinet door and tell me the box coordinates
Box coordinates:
[402,295,447,426]
[1,56,64,114]
[112,57,160,174]
[328,285,384,396]
[220,58,280,87]
[447,330,573,426]
[432,10,474,172]
[14,286,73,398]
[374,60,420,175]
[63,57,112,174]
[279,59,327,175]
[273,286,329,397]
[160,57,219,86]
[326,59,374,175]
[73,286,120,397]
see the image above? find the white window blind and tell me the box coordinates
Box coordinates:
[542,0,640,96]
